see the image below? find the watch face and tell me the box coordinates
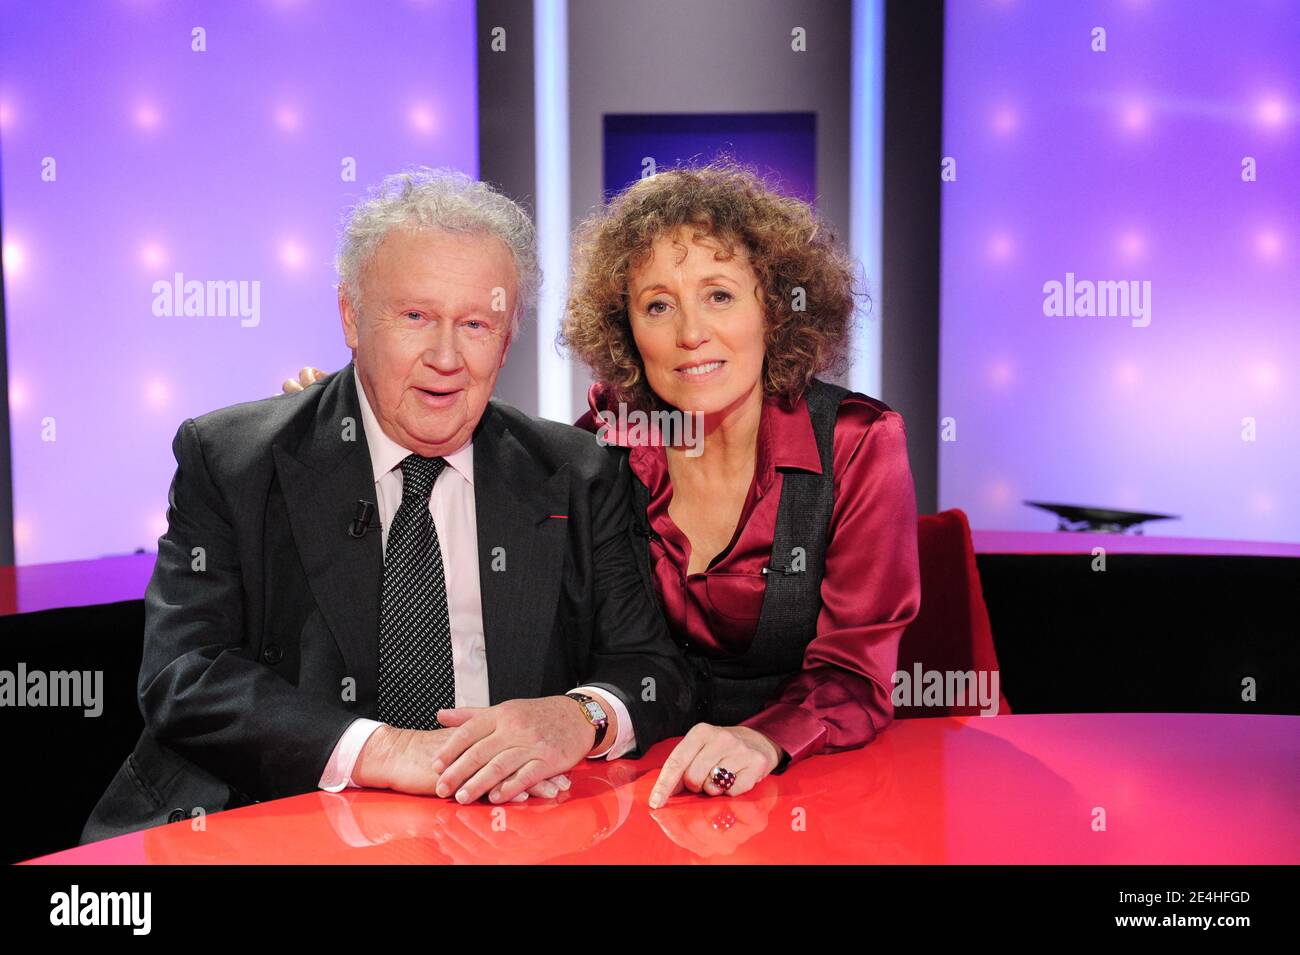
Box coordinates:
[582,701,607,724]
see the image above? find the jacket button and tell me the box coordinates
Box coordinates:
[167,808,187,824]
[262,644,283,665]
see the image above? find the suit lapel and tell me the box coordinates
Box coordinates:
[473,402,571,704]
[273,365,383,712]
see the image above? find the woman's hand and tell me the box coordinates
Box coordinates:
[281,366,327,394]
[648,723,783,807]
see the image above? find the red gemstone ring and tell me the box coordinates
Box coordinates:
[710,765,737,793]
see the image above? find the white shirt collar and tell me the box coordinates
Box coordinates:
[353,366,474,486]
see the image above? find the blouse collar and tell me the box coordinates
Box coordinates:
[581,380,823,492]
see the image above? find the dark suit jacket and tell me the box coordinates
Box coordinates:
[81,363,694,843]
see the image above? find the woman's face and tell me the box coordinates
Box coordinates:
[626,227,766,417]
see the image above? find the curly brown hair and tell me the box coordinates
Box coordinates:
[559,161,862,411]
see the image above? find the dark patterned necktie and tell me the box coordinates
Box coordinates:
[377,453,456,730]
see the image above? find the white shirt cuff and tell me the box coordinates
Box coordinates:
[570,686,636,760]
[318,718,386,792]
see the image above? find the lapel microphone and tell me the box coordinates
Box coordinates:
[348,500,379,538]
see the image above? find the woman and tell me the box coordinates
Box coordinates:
[284,162,921,807]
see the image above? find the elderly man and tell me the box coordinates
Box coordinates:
[81,169,693,842]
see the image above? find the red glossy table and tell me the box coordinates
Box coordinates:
[26,713,1299,864]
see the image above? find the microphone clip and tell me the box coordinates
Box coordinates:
[348,500,380,539]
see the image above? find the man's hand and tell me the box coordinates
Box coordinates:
[353,724,571,801]
[352,725,446,794]
[428,696,598,804]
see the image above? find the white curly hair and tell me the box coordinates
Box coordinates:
[336,166,539,331]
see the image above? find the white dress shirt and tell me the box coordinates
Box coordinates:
[318,369,635,791]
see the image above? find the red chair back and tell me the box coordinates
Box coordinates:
[894,508,1011,718]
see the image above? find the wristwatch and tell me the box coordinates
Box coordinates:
[566,692,610,753]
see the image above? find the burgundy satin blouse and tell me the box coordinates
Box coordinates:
[575,382,922,765]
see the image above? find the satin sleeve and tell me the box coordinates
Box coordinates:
[740,406,921,766]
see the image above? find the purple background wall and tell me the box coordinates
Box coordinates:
[940,0,1298,544]
[0,0,478,564]
[4,0,1295,561]
[602,113,818,206]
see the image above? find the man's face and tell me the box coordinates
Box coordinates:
[340,228,517,457]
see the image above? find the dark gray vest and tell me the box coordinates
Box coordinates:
[629,378,850,726]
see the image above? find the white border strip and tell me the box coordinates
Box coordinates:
[850,0,885,398]
[533,0,572,422]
